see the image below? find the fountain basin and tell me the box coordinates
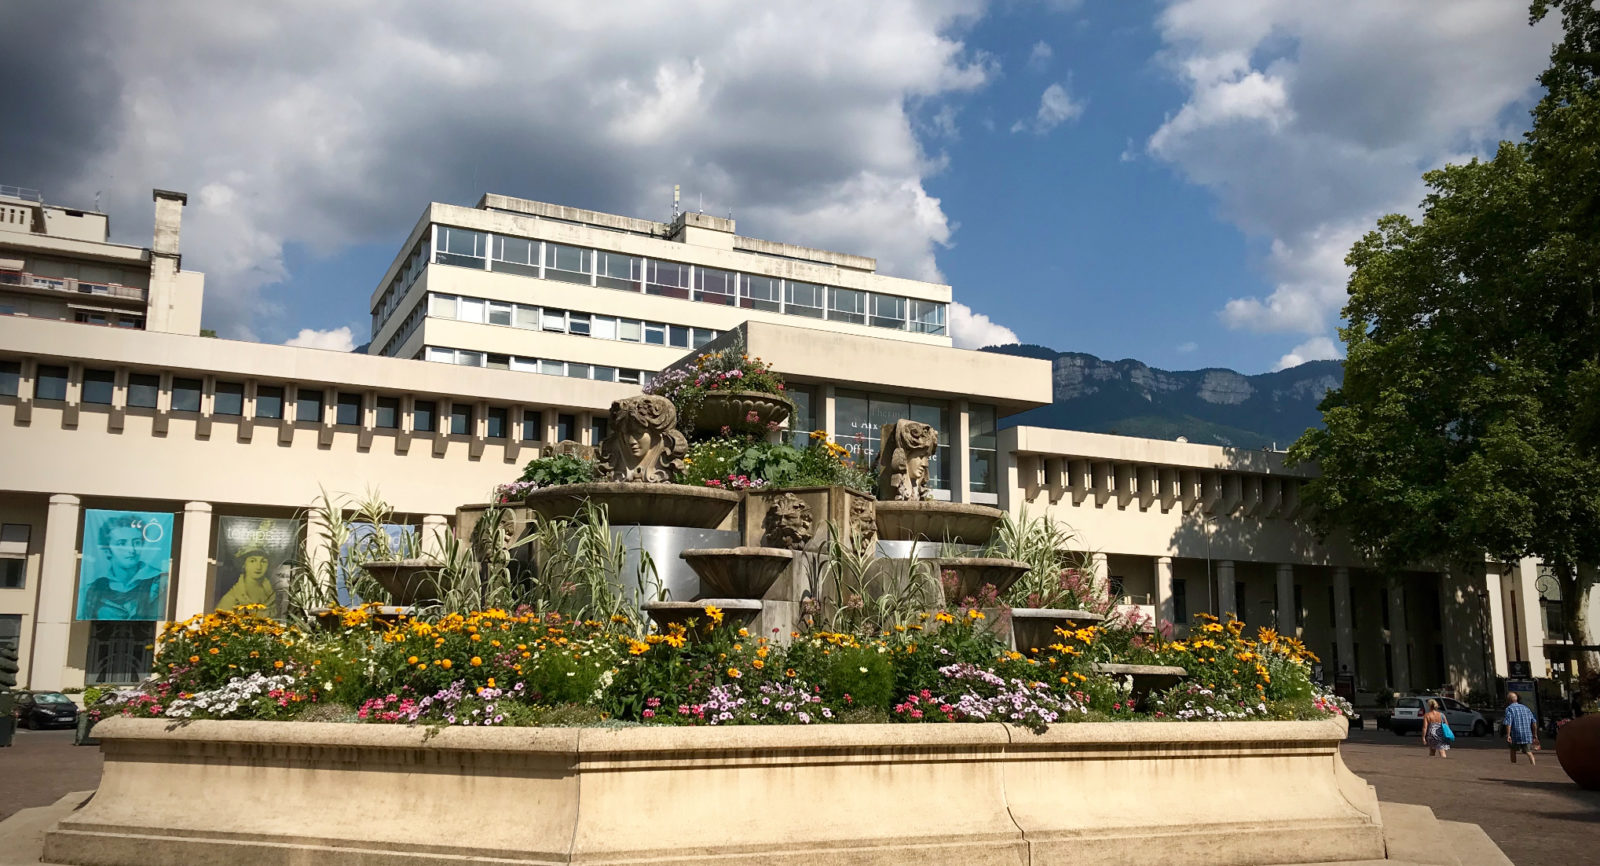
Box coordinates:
[641,599,763,637]
[681,547,795,600]
[525,482,741,529]
[360,559,446,606]
[694,390,792,434]
[1094,662,1189,704]
[874,500,1004,546]
[934,557,1030,605]
[1009,608,1106,655]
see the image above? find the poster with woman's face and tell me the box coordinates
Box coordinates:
[214,516,301,617]
[76,510,174,622]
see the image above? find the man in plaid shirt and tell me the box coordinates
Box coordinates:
[1503,693,1538,765]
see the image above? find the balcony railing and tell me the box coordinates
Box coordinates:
[0,270,147,302]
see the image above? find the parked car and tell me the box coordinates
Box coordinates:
[1390,695,1488,736]
[15,691,80,730]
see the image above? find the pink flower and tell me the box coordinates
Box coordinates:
[642,709,655,719]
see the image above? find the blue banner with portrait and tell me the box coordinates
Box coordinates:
[77,509,174,621]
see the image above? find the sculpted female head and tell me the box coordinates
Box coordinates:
[598,395,688,483]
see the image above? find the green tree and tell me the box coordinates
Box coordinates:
[1292,2,1600,686]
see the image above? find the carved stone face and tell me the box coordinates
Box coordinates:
[875,419,938,501]
[598,395,688,483]
[762,492,815,550]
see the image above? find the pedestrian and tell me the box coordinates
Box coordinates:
[1421,699,1450,758]
[1503,692,1537,765]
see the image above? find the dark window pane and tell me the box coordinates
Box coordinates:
[36,364,68,401]
[172,377,202,412]
[214,382,244,416]
[297,391,323,423]
[82,369,115,405]
[486,407,507,439]
[590,417,608,444]
[521,409,543,442]
[414,400,436,433]
[0,361,19,397]
[336,392,362,426]
[450,403,472,436]
[668,325,689,348]
[557,413,576,442]
[375,396,399,429]
[256,385,283,419]
[127,373,159,408]
[0,559,24,590]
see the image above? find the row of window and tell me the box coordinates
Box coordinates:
[426,292,717,349]
[0,360,596,442]
[420,225,949,335]
[423,346,650,385]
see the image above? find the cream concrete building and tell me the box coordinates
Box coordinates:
[0,188,1578,703]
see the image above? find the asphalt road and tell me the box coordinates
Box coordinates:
[1341,726,1600,866]
[0,728,102,822]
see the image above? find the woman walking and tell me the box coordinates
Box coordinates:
[1421,699,1451,758]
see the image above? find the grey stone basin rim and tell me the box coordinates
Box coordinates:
[1010,608,1106,620]
[678,547,797,560]
[641,599,764,611]
[1093,663,1189,676]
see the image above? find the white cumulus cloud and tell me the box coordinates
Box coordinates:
[949,302,1019,350]
[1012,81,1084,134]
[284,327,357,352]
[1273,336,1341,371]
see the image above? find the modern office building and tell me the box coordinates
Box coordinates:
[0,186,1580,704]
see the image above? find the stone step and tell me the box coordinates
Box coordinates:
[1380,802,1461,866]
[1437,821,1515,866]
[0,791,91,866]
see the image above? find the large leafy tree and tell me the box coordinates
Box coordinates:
[1292,1,1600,684]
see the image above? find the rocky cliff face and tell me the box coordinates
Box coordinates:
[984,345,1343,449]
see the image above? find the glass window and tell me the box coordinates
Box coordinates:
[82,369,115,405]
[557,413,577,442]
[968,403,997,495]
[828,287,867,325]
[833,389,874,466]
[335,392,363,426]
[455,350,484,368]
[214,381,244,416]
[487,302,512,326]
[739,274,782,312]
[486,407,508,439]
[457,297,485,324]
[128,373,160,408]
[618,369,641,385]
[117,315,143,329]
[787,386,814,448]
[645,260,690,299]
[255,385,283,419]
[596,251,642,291]
[449,403,472,436]
[668,325,689,348]
[690,328,714,348]
[694,267,736,305]
[296,389,323,423]
[510,356,539,373]
[644,322,666,345]
[618,319,642,342]
[172,377,202,412]
[375,396,400,429]
[0,560,23,590]
[428,293,457,317]
[592,365,617,382]
[590,416,609,445]
[591,316,617,341]
[0,613,19,650]
[491,236,540,276]
[566,363,592,379]
[426,346,454,363]
[87,621,154,684]
[436,227,487,268]
[521,409,543,442]
[568,313,591,337]
[870,294,907,330]
[786,281,824,318]
[413,400,436,433]
[910,299,946,335]
[486,353,509,371]
[911,399,951,490]
[543,243,592,284]
[514,305,539,329]
[541,309,566,333]
[539,359,565,377]
[35,364,68,401]
[0,360,19,397]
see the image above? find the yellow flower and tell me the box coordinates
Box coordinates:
[967,609,985,621]
[487,677,496,688]
[727,667,742,679]
[934,612,955,624]
[440,658,453,669]
[274,660,285,669]
[407,655,418,664]
[188,655,199,663]
[704,605,724,625]
[470,656,482,666]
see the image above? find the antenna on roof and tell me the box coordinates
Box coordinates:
[673,185,680,221]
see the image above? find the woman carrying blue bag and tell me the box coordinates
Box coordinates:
[1422,699,1452,758]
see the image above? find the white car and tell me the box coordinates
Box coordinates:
[1391,695,1489,737]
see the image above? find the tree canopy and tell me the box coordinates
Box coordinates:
[1291,1,1600,683]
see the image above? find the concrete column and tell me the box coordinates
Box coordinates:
[1333,567,1355,679]
[421,515,450,559]
[172,502,213,621]
[1154,556,1175,627]
[1513,557,1548,677]
[1216,560,1237,618]
[1387,575,1410,693]
[1276,563,1295,634]
[1090,552,1110,605]
[30,494,82,691]
[952,398,971,504]
[1483,561,1509,678]
[821,385,837,441]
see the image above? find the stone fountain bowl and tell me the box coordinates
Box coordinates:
[693,390,792,434]
[1092,662,1189,703]
[1009,608,1106,655]
[933,557,1030,605]
[681,547,796,600]
[525,482,742,529]
[874,500,1006,546]
[361,559,446,606]
[641,599,763,639]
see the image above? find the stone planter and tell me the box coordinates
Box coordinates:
[741,485,876,551]
[48,716,1385,866]
[641,599,763,638]
[875,500,1005,546]
[693,390,791,434]
[308,606,413,631]
[681,547,795,599]
[1556,712,1600,790]
[525,482,741,529]
[361,559,446,606]
[934,557,1030,605]
[1093,662,1189,704]
[1009,608,1105,655]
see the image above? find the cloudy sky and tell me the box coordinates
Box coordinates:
[0,1,1558,372]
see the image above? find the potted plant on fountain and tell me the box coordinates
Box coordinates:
[645,339,792,437]
[988,511,1112,654]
